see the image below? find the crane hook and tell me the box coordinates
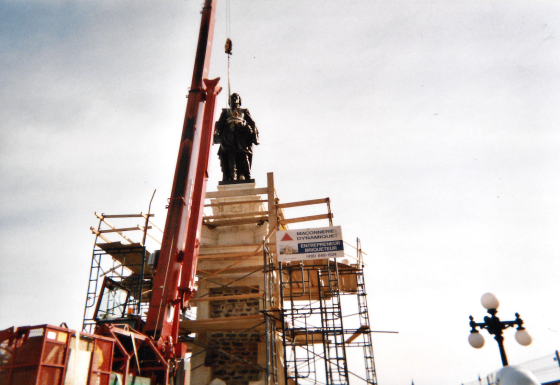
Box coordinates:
[225,38,232,55]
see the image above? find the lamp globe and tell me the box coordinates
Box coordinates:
[515,329,533,346]
[481,292,500,310]
[468,332,485,349]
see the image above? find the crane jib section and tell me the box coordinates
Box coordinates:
[143,0,220,359]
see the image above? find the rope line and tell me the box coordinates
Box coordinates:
[226,0,232,105]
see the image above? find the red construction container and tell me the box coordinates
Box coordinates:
[0,325,72,385]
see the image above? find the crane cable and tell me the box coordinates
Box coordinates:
[225,0,232,105]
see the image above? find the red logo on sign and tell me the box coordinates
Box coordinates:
[281,233,293,241]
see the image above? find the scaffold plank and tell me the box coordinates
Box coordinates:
[200,243,261,250]
[277,198,329,209]
[279,213,333,226]
[293,331,331,345]
[205,187,269,199]
[96,226,151,234]
[203,211,267,220]
[204,199,266,207]
[189,293,263,302]
[203,216,268,227]
[98,214,154,218]
[345,326,369,343]
[197,266,264,275]
[179,314,271,333]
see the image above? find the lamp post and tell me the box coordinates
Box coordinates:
[468,293,532,366]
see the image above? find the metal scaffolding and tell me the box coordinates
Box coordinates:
[81,174,379,385]
[278,241,378,385]
[82,212,163,333]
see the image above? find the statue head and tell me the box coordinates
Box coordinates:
[230,93,241,108]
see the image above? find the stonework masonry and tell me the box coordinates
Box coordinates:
[206,287,261,385]
[189,182,271,385]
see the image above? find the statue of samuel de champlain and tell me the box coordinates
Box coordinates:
[213,93,259,183]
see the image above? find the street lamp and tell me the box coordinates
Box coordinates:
[468,293,532,366]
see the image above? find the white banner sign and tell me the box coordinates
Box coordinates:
[276,226,344,262]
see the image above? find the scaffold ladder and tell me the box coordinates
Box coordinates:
[355,265,378,385]
[318,262,350,385]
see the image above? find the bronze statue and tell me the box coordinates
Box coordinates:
[213,93,259,182]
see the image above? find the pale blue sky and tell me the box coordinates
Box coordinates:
[2,1,560,384]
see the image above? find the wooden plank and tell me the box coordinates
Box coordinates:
[203,216,268,227]
[267,173,278,260]
[98,214,154,218]
[267,173,277,229]
[182,320,271,332]
[95,241,143,250]
[204,211,267,220]
[97,226,151,234]
[279,213,333,226]
[205,187,269,199]
[198,265,264,275]
[346,326,369,343]
[195,314,262,322]
[283,288,333,299]
[190,293,263,302]
[200,243,261,249]
[286,294,331,301]
[205,199,266,207]
[95,242,148,274]
[94,213,135,244]
[90,228,112,243]
[293,331,329,345]
[277,198,329,210]
[284,284,358,298]
[179,314,270,333]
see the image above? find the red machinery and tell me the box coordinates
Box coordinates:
[0,1,220,384]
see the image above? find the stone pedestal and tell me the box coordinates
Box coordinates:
[190,182,269,385]
[200,182,268,246]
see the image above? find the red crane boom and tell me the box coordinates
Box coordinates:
[144,0,220,358]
